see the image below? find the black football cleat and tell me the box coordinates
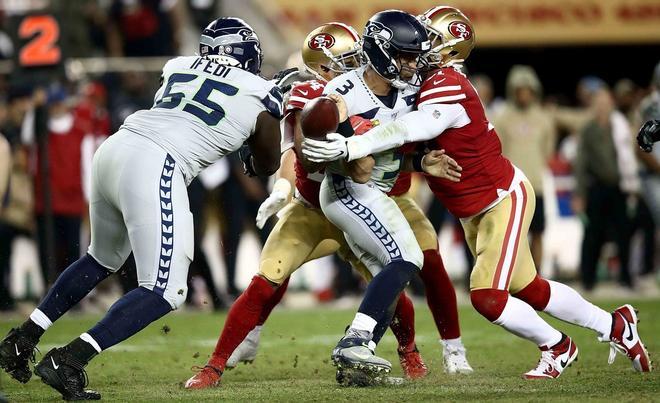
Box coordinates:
[0,327,38,383]
[34,348,101,401]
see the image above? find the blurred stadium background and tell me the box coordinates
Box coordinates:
[0,0,658,340]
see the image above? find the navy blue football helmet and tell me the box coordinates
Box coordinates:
[199,17,263,74]
[362,10,430,88]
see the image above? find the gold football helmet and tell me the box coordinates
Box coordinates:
[418,6,475,67]
[301,22,361,79]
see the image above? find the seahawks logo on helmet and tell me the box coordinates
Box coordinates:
[364,21,393,41]
[238,28,258,42]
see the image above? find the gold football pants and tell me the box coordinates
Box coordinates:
[461,179,537,293]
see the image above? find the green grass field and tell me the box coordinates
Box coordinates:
[1,298,658,402]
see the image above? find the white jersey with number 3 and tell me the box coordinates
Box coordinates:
[323,65,418,192]
[121,56,283,184]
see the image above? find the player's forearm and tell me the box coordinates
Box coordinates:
[345,105,467,162]
[275,149,296,201]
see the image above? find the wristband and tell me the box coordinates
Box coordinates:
[412,153,425,172]
[336,119,355,138]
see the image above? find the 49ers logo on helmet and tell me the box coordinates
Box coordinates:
[448,21,472,40]
[309,33,335,50]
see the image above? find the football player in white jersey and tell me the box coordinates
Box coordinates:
[311,10,460,380]
[0,18,282,400]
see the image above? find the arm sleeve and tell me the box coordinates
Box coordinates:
[345,103,470,161]
[260,86,285,119]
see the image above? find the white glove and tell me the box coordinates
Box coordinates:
[256,179,291,229]
[302,132,349,162]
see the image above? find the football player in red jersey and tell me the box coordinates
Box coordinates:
[256,20,471,376]
[185,22,454,389]
[303,7,652,379]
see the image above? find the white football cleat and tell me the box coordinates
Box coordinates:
[441,340,474,374]
[226,326,262,369]
[523,334,578,379]
[599,304,653,372]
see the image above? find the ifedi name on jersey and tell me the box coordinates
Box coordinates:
[189,57,232,79]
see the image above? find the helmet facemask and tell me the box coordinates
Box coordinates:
[361,13,431,90]
[307,46,362,81]
[363,38,428,89]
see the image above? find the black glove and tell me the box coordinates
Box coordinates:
[637,119,660,153]
[239,145,257,177]
[270,67,299,93]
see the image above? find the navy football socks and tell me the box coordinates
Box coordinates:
[357,260,418,340]
[87,287,172,351]
[37,254,112,323]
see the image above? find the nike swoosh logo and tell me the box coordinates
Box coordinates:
[51,356,59,370]
[433,78,446,85]
[624,315,634,342]
[352,352,372,360]
[559,341,571,368]
[299,90,309,96]
[15,344,20,356]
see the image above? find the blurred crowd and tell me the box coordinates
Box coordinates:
[0,0,659,313]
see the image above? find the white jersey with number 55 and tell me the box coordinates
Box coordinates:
[121,56,284,184]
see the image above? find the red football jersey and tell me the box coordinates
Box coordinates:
[416,67,514,218]
[388,172,411,196]
[287,80,327,208]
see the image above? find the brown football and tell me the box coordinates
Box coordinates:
[300,96,339,139]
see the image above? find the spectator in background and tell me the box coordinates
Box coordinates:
[109,71,154,131]
[573,88,640,290]
[638,62,660,229]
[186,0,220,30]
[32,86,90,285]
[106,0,184,57]
[0,88,35,309]
[494,65,556,270]
[0,132,10,310]
[0,138,34,311]
[614,79,641,129]
[637,62,660,278]
[614,78,656,279]
[470,73,503,119]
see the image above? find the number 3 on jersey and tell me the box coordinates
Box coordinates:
[156,73,238,126]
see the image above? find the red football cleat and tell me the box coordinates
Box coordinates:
[184,365,222,390]
[398,346,428,380]
[523,334,578,379]
[602,304,653,372]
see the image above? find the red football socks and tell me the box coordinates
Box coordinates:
[390,292,416,352]
[420,249,461,340]
[208,275,276,371]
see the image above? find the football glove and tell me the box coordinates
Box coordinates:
[637,119,660,153]
[302,133,350,162]
[255,179,291,229]
[270,67,299,93]
[239,145,257,177]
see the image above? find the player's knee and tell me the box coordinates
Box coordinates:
[421,249,446,275]
[470,288,509,322]
[164,286,188,310]
[512,275,550,311]
[87,249,125,273]
[405,247,424,270]
[258,258,289,285]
